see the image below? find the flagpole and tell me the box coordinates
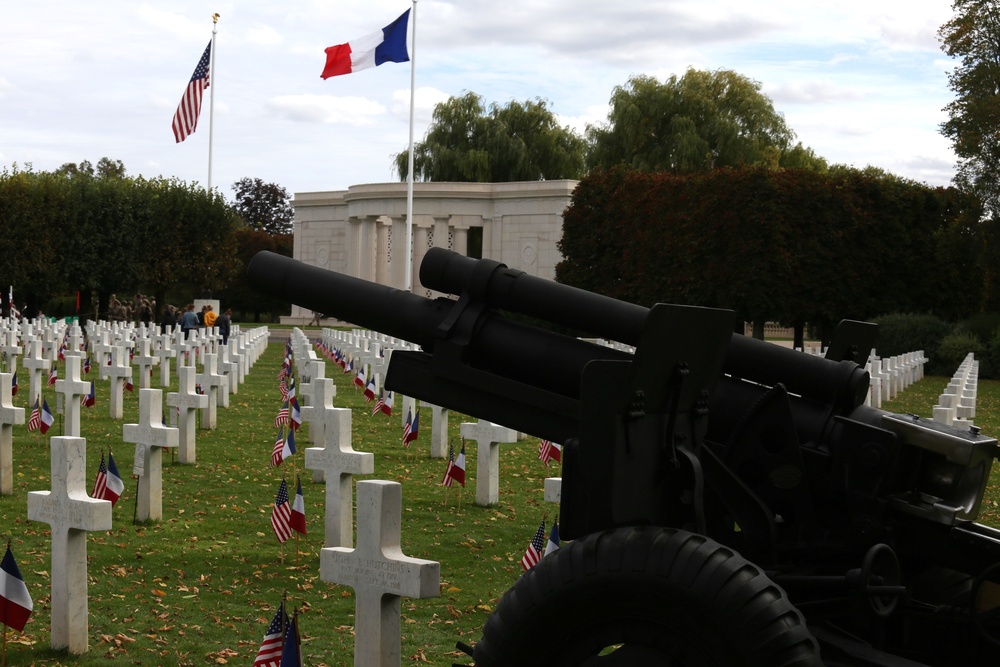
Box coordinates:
[404,0,417,292]
[207,13,220,193]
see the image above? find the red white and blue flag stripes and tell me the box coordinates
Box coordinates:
[0,543,33,632]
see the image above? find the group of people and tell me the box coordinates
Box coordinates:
[160,303,232,344]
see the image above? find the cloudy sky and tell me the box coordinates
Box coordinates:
[1,1,958,199]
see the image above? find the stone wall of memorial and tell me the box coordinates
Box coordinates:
[283,180,578,325]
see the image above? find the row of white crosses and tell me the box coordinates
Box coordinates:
[18,325,269,654]
[865,350,927,408]
[933,352,979,428]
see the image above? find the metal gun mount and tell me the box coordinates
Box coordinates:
[248,248,1000,666]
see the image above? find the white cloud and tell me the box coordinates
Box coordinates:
[766,80,865,105]
[390,86,451,125]
[266,94,386,125]
[245,23,284,47]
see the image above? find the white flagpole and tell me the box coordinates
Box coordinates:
[208,13,220,193]
[404,0,417,292]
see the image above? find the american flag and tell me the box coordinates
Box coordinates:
[253,604,287,667]
[27,399,40,431]
[278,378,288,401]
[47,367,57,386]
[94,450,124,506]
[270,428,286,468]
[372,391,385,416]
[538,439,562,466]
[83,356,92,374]
[271,479,292,544]
[442,442,466,487]
[92,451,111,502]
[171,41,212,143]
[290,477,306,535]
[402,409,419,447]
[273,401,290,428]
[521,520,546,571]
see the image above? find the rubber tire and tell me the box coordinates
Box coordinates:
[473,526,822,667]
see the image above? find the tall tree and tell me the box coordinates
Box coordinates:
[231,177,294,235]
[395,92,586,182]
[939,0,1000,218]
[586,69,823,173]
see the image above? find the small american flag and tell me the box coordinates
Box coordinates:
[27,399,40,431]
[172,41,212,143]
[538,439,562,466]
[521,520,546,571]
[47,368,57,386]
[402,408,419,447]
[253,604,286,667]
[273,401,290,428]
[92,451,109,500]
[271,479,292,544]
[270,428,286,468]
[372,391,385,416]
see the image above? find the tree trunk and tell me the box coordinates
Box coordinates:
[752,319,765,340]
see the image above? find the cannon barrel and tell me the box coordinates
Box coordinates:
[247,250,869,413]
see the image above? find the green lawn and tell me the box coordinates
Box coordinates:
[0,341,996,666]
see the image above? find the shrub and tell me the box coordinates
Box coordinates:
[873,313,952,360]
[934,332,983,376]
[957,312,1000,345]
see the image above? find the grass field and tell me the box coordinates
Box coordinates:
[0,338,997,666]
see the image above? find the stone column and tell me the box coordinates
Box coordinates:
[376,218,391,286]
[359,215,377,283]
[346,216,363,279]
[453,225,469,256]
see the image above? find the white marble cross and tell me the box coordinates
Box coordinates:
[93,331,112,381]
[0,371,25,495]
[123,389,178,522]
[195,352,228,429]
[218,342,239,395]
[133,337,159,390]
[154,333,176,387]
[54,355,90,438]
[420,401,450,459]
[107,345,133,419]
[165,365,208,464]
[320,481,439,667]
[301,376,335,445]
[460,419,519,506]
[305,404,373,546]
[27,436,112,653]
[22,338,51,405]
[1,329,22,374]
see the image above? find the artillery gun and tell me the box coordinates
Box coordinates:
[248,248,1000,666]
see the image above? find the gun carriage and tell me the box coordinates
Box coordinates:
[249,249,1000,666]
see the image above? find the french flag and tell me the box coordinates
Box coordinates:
[321,9,410,79]
[0,544,33,632]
